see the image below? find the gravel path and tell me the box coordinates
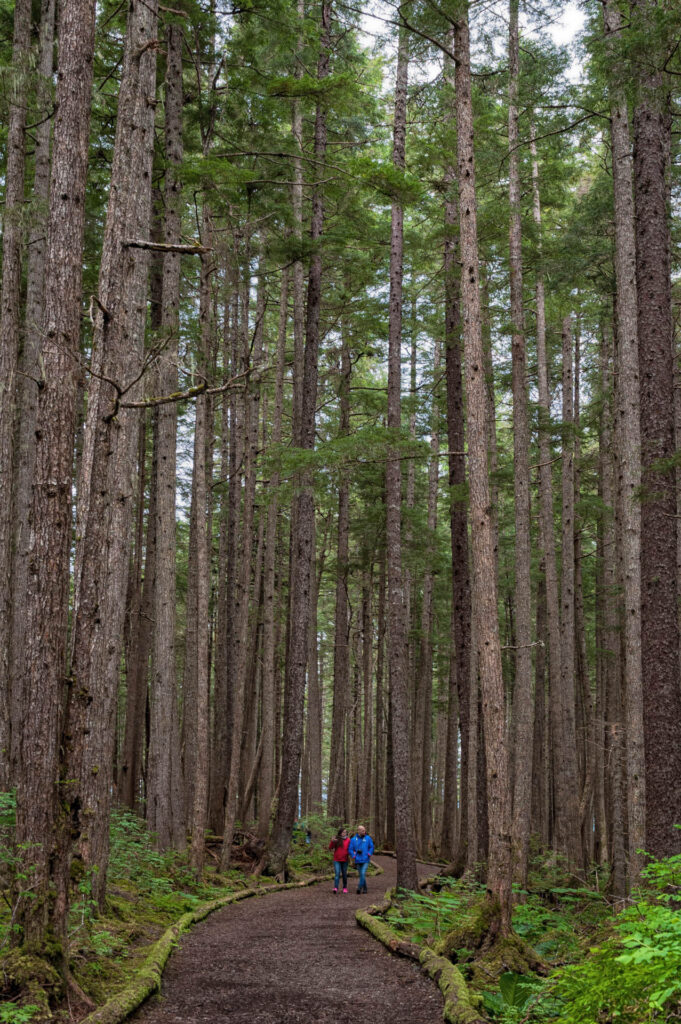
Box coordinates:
[133,855,443,1023]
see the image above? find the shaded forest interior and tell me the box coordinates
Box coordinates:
[1,0,681,1019]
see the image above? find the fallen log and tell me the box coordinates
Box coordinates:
[420,948,488,1024]
[355,885,490,1024]
[81,874,334,1024]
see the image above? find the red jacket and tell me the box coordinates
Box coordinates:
[329,836,351,862]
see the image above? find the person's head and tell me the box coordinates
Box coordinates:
[356,825,366,837]
[337,826,348,839]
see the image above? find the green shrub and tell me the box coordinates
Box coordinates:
[552,850,681,1023]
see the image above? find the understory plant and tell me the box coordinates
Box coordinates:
[551,849,681,1023]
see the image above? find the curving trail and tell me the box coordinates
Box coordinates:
[132,855,443,1023]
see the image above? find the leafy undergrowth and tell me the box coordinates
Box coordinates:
[380,849,681,1023]
[0,802,331,1023]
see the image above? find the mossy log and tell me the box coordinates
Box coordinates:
[355,907,421,960]
[356,885,490,1024]
[81,873,334,1024]
[419,949,488,1024]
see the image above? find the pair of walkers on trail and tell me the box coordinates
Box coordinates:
[328,825,374,894]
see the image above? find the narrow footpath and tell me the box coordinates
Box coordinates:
[132,856,444,1023]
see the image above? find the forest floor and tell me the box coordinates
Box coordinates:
[131,856,444,1024]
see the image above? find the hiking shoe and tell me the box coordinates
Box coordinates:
[333,887,338,893]
[342,888,348,893]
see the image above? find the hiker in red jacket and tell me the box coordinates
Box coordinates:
[328,827,351,893]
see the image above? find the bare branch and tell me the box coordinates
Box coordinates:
[119,365,265,410]
[123,239,212,254]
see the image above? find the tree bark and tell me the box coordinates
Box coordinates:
[210,272,239,833]
[373,551,387,844]
[328,338,352,820]
[385,15,419,893]
[573,333,594,863]
[258,268,289,837]
[0,0,31,787]
[601,0,645,887]
[265,0,331,877]
[188,205,215,875]
[555,317,582,872]
[531,127,568,864]
[443,38,471,872]
[454,4,511,929]
[632,0,681,859]
[120,414,154,811]
[65,0,158,910]
[148,19,184,853]
[507,0,533,888]
[8,0,57,787]
[16,0,97,950]
[221,237,262,870]
[416,343,440,854]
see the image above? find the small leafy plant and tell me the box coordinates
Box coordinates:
[482,972,549,1021]
[0,1004,40,1024]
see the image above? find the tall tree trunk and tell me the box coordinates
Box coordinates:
[189,206,215,875]
[454,3,511,930]
[632,0,681,859]
[416,343,440,854]
[291,0,306,450]
[0,0,31,787]
[443,38,471,872]
[306,521,325,817]
[531,127,567,863]
[556,317,582,872]
[65,0,159,909]
[210,274,238,833]
[573,326,595,864]
[602,0,645,887]
[328,339,351,820]
[221,239,262,869]
[600,327,627,894]
[373,552,387,844]
[120,414,154,811]
[531,570,548,845]
[8,0,57,786]
[360,571,374,823]
[148,20,184,853]
[386,15,419,892]
[258,268,289,838]
[265,0,330,877]
[508,0,533,888]
[16,0,97,950]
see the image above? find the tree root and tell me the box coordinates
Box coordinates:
[436,900,546,990]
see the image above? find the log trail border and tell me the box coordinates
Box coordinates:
[82,861,384,1024]
[355,884,489,1024]
[82,875,330,1024]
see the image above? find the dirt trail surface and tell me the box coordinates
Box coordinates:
[132,855,443,1023]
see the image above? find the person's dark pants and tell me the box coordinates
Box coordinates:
[334,861,348,889]
[356,861,369,892]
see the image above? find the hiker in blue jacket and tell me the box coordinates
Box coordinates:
[348,824,374,894]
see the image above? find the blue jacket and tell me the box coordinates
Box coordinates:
[348,833,374,863]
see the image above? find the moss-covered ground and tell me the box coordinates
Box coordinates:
[0,806,333,1023]
[371,846,681,1021]
[375,856,626,1023]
